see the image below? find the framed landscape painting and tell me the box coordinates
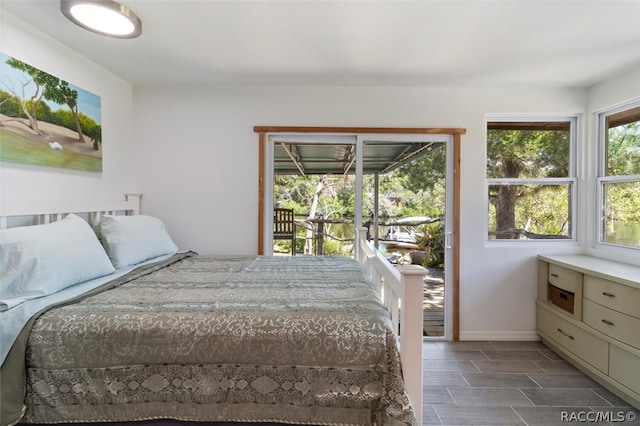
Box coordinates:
[0,52,102,172]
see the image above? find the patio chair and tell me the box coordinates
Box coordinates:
[273,208,296,255]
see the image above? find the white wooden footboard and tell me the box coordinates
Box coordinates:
[354,227,426,424]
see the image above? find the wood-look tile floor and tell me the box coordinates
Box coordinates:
[422,340,640,425]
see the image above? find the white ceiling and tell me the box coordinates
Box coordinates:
[2,0,640,87]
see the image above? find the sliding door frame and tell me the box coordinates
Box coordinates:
[255,126,465,341]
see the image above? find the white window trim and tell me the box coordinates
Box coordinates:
[485,115,579,244]
[595,100,640,254]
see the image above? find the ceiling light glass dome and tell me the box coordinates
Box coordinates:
[60,0,142,39]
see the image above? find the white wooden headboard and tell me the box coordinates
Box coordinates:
[0,193,142,230]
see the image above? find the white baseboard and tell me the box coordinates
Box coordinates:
[459,331,541,341]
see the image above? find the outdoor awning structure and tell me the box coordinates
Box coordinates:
[273,138,437,176]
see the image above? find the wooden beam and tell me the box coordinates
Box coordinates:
[258,132,265,255]
[452,133,461,342]
[606,106,640,128]
[254,126,466,135]
[487,121,570,131]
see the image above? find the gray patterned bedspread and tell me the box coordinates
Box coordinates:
[12,253,415,425]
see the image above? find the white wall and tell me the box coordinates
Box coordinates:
[0,11,134,205]
[589,66,640,113]
[133,84,588,340]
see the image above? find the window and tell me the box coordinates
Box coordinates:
[486,118,576,240]
[598,104,640,250]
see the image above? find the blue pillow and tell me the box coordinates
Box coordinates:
[100,215,178,268]
[0,214,115,310]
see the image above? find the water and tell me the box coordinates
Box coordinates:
[605,222,640,249]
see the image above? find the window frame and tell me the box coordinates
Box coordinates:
[485,115,578,243]
[596,101,640,252]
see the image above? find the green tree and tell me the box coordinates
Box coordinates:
[0,89,21,117]
[605,122,640,231]
[380,145,447,220]
[4,57,97,147]
[607,122,640,175]
[43,80,87,144]
[394,143,446,194]
[487,126,569,235]
[4,58,59,135]
[273,145,451,253]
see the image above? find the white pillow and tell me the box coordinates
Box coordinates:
[100,215,178,268]
[0,214,115,310]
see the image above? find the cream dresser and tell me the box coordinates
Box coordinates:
[537,254,640,409]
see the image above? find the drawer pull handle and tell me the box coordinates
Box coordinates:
[602,292,616,298]
[550,273,559,278]
[557,328,575,340]
[601,319,615,326]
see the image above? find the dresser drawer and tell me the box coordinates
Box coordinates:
[610,345,640,395]
[583,299,640,349]
[548,264,580,293]
[583,275,640,319]
[538,305,609,373]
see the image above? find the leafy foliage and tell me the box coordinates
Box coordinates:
[394,143,446,192]
[3,57,101,147]
[607,122,640,176]
[273,145,448,256]
[604,121,640,246]
[487,128,569,179]
[0,89,20,116]
[415,220,445,268]
[487,125,571,238]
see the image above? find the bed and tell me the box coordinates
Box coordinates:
[0,195,426,426]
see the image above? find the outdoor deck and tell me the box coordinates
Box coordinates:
[423,268,444,337]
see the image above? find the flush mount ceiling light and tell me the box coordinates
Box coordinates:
[61,0,142,39]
